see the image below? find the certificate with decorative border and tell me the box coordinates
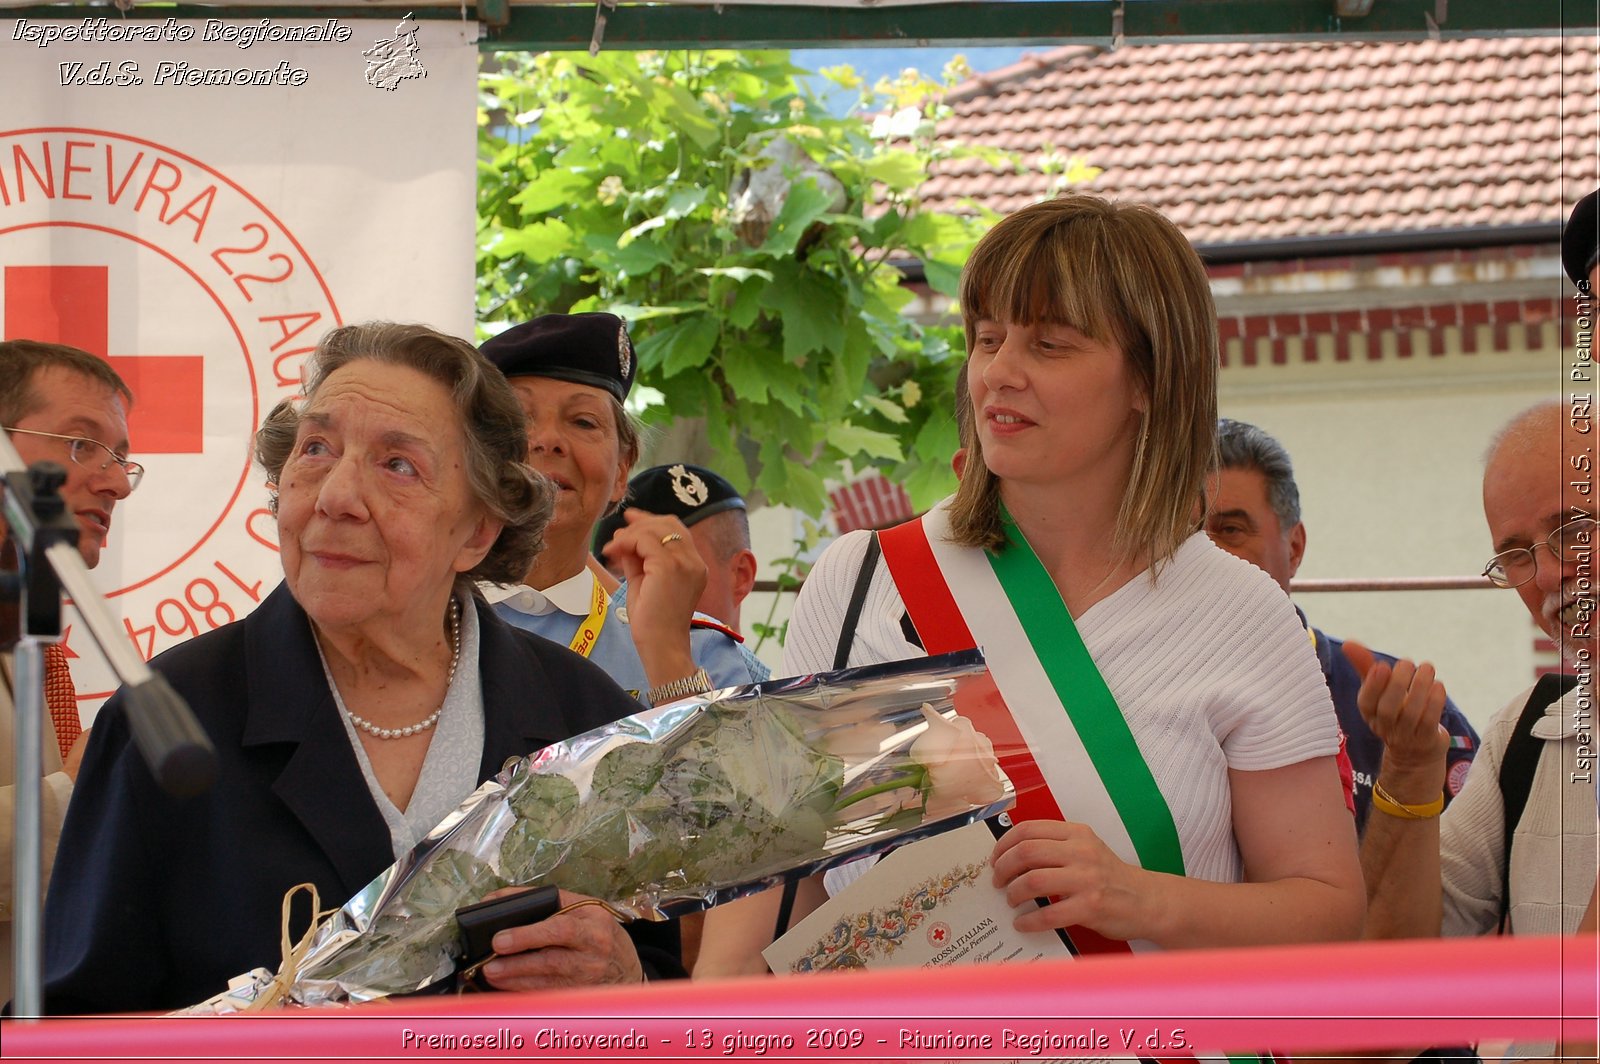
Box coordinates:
[764,820,1075,974]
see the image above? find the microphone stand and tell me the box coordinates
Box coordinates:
[1,434,217,1019]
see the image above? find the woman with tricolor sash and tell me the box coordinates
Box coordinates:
[696,195,1363,977]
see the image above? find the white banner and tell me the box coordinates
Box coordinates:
[0,15,480,714]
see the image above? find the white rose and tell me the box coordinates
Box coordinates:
[908,703,1006,820]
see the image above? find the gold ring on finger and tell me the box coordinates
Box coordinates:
[660,533,684,546]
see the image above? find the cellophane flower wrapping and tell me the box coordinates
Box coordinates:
[189,648,1013,1011]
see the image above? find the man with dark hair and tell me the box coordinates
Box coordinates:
[0,338,139,1005]
[0,340,136,569]
[1206,418,1479,832]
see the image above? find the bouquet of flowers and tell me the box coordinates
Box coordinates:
[189,649,1013,1010]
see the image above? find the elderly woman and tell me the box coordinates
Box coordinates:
[41,323,681,1014]
[478,313,761,706]
[697,195,1363,976]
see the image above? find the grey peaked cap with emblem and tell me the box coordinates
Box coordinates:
[479,312,635,401]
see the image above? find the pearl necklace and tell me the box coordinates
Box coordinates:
[345,598,461,741]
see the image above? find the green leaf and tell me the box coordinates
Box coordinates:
[900,211,972,251]
[664,187,710,220]
[754,435,790,501]
[761,266,845,361]
[758,178,838,258]
[718,345,770,403]
[816,213,874,234]
[727,279,765,329]
[511,169,592,216]
[607,237,676,277]
[860,395,909,424]
[764,359,815,417]
[636,314,719,378]
[752,431,827,518]
[923,259,964,300]
[489,219,574,264]
[827,423,902,462]
[862,150,926,191]
[912,406,961,463]
[900,457,958,511]
[656,79,722,149]
[780,460,830,518]
[824,317,873,413]
[862,276,915,318]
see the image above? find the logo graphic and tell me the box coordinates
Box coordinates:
[0,127,340,701]
[668,463,708,508]
[363,13,426,91]
[926,921,951,946]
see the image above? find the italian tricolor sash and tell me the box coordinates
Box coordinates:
[879,502,1182,870]
[879,500,1276,1063]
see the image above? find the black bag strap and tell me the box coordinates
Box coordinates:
[772,534,884,948]
[832,532,882,670]
[1496,672,1577,931]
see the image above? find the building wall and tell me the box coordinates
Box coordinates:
[1220,343,1562,732]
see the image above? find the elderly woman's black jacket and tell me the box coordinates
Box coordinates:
[39,582,683,1014]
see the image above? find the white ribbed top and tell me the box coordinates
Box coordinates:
[785,524,1340,885]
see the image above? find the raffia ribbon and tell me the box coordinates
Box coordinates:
[242,882,340,1012]
[237,887,627,1005]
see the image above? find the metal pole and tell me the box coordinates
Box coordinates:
[9,637,46,1020]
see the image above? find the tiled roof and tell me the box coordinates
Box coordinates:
[925,37,1599,244]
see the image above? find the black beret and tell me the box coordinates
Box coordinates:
[480,312,635,402]
[592,506,628,556]
[1563,189,1600,289]
[592,463,746,553]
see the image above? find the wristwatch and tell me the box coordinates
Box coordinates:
[645,667,713,706]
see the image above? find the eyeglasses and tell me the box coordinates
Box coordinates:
[3,427,145,493]
[1481,516,1597,589]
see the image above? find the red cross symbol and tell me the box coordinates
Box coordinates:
[4,265,204,453]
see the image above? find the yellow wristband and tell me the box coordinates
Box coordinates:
[1371,779,1444,819]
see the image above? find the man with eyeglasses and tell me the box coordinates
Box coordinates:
[0,338,138,1007]
[1353,400,1597,1039]
[1343,193,1600,1064]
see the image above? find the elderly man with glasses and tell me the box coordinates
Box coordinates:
[1352,400,1597,1021]
[0,338,139,1007]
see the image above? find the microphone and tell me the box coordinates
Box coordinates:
[122,671,218,798]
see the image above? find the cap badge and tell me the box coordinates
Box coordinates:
[669,464,709,508]
[617,321,633,380]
